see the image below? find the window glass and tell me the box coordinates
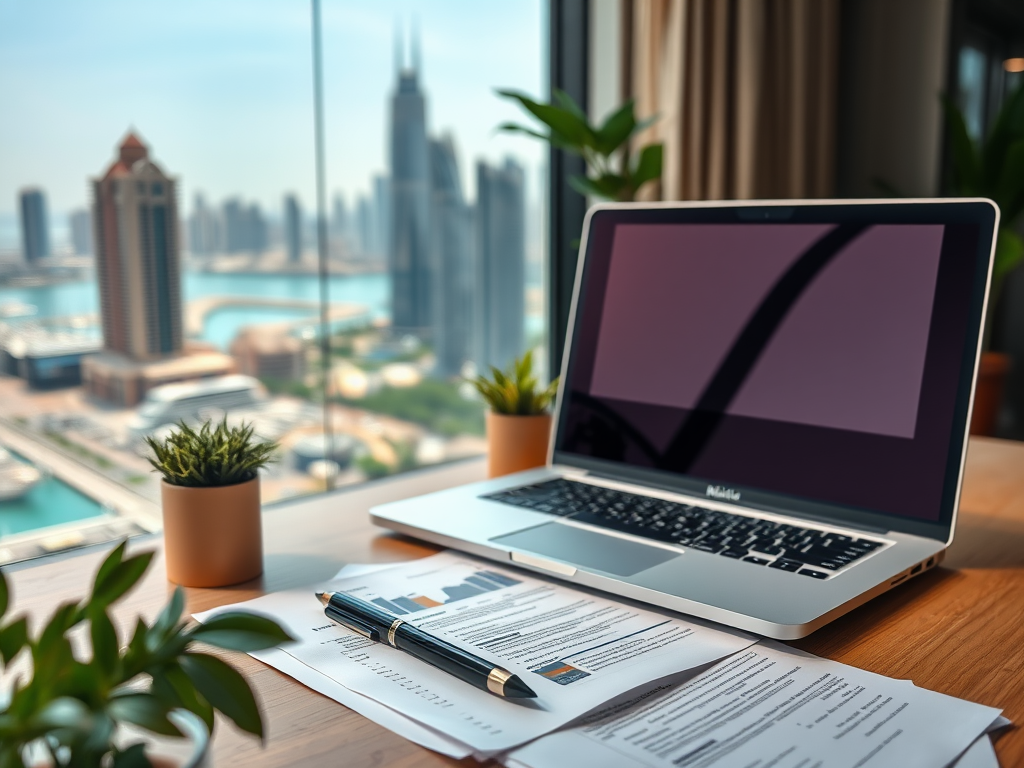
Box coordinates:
[0,0,546,563]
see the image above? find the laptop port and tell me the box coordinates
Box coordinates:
[926,557,935,567]
[890,573,908,586]
[911,563,922,575]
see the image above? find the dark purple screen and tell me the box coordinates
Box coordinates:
[556,219,982,523]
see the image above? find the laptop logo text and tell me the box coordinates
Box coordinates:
[706,485,741,501]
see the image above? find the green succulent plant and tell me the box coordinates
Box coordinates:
[469,350,559,416]
[497,88,662,202]
[0,540,294,768]
[146,419,277,488]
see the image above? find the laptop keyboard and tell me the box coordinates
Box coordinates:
[484,479,885,579]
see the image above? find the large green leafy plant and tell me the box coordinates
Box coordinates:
[943,79,1024,309]
[146,419,277,488]
[469,351,559,416]
[497,89,662,202]
[0,541,293,767]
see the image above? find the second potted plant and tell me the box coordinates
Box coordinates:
[146,419,277,588]
[469,351,559,478]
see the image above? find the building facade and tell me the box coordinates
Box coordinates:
[91,133,183,360]
[429,136,474,377]
[69,209,92,256]
[19,188,50,262]
[84,132,233,407]
[475,158,526,372]
[284,193,302,263]
[388,42,432,336]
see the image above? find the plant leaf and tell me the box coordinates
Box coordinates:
[94,540,127,597]
[595,100,637,155]
[108,693,183,738]
[189,612,294,652]
[180,652,264,739]
[632,143,664,188]
[29,697,93,732]
[151,586,185,641]
[495,89,595,149]
[151,663,215,733]
[0,616,28,666]
[90,607,119,679]
[93,551,154,609]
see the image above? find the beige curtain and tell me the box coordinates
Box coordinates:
[625,0,839,201]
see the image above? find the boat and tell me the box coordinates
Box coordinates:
[0,446,42,502]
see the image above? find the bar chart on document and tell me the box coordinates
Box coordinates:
[367,569,522,614]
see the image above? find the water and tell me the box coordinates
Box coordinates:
[0,270,390,349]
[0,456,107,538]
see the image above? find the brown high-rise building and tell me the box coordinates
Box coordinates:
[83,133,234,407]
[92,132,183,360]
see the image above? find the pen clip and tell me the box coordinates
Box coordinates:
[325,605,381,642]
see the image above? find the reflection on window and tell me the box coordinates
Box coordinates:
[0,1,545,563]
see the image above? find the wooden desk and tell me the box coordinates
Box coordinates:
[4,439,1023,766]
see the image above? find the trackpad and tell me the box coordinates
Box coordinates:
[492,522,679,577]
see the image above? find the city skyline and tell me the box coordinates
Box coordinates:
[0,0,545,242]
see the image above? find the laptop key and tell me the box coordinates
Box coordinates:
[768,558,802,572]
[798,568,829,579]
[720,548,748,559]
[742,556,771,565]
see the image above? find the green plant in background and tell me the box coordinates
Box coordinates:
[146,419,277,488]
[943,79,1024,310]
[469,351,559,416]
[497,89,663,202]
[0,541,294,767]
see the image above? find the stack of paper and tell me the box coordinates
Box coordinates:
[195,552,1009,766]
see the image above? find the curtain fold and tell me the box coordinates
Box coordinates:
[626,0,839,201]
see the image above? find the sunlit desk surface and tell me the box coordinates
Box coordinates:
[5,438,1024,766]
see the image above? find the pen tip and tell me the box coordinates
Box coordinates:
[315,591,331,607]
[503,674,537,699]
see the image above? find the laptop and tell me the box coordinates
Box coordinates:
[372,199,999,639]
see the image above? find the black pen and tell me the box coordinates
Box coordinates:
[315,590,537,700]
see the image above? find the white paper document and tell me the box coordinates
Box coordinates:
[197,552,754,754]
[506,641,1003,768]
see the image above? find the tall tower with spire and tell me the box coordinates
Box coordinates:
[91,132,183,360]
[388,23,432,335]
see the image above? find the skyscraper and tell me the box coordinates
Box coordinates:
[91,132,182,359]
[19,188,50,262]
[284,194,302,263]
[429,136,474,377]
[188,193,222,256]
[475,158,526,371]
[222,198,267,253]
[388,31,432,335]
[373,174,390,261]
[69,209,92,255]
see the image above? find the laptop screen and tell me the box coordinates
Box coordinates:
[553,203,995,535]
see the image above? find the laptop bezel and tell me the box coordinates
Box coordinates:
[547,199,999,546]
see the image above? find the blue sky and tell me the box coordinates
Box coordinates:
[0,0,546,236]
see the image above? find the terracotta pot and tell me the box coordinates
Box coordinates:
[970,352,1011,436]
[161,477,263,587]
[486,412,552,478]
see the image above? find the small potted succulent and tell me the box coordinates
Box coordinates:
[146,420,277,588]
[0,540,293,767]
[469,351,560,478]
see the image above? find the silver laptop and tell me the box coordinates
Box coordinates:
[372,199,999,639]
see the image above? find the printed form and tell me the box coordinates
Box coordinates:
[507,641,1004,768]
[197,552,754,754]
